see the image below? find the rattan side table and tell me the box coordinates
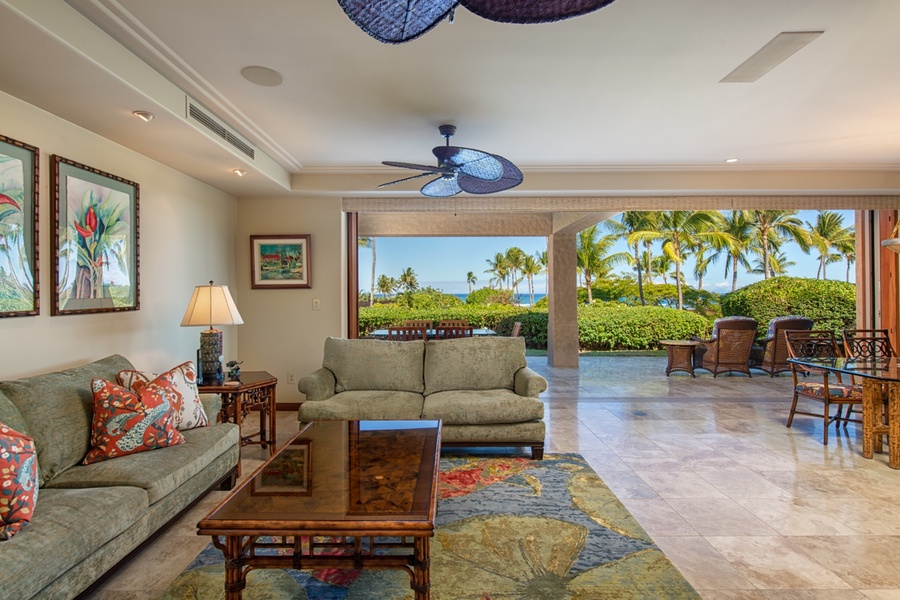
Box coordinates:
[659,340,700,377]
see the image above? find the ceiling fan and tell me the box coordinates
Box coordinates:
[380,124,523,197]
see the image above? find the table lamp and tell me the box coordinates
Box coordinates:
[180,281,243,384]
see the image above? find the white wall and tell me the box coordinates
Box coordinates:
[235,195,344,404]
[0,91,238,379]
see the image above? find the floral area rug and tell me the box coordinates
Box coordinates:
[161,453,700,599]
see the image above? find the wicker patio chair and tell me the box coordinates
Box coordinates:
[691,316,758,377]
[785,330,862,444]
[435,326,474,339]
[750,316,814,376]
[387,326,428,341]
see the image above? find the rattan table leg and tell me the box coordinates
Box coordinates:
[862,379,879,459]
[889,382,900,469]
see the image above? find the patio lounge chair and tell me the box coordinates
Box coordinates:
[750,316,814,376]
[691,316,758,377]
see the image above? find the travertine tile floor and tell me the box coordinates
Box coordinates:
[90,356,900,599]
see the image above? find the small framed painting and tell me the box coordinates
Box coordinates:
[51,155,139,315]
[251,234,311,289]
[0,134,39,318]
[252,439,312,496]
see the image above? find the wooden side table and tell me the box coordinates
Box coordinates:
[659,340,700,377]
[199,371,278,457]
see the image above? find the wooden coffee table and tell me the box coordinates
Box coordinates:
[197,420,442,599]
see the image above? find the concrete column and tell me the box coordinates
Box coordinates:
[547,231,579,368]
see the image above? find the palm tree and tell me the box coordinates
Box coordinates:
[466,271,477,294]
[505,246,526,299]
[357,237,375,306]
[749,210,810,279]
[398,267,418,293]
[632,211,732,309]
[692,243,720,291]
[607,211,657,305]
[375,274,396,300]
[536,250,548,296]
[722,210,755,292]
[484,252,510,289]
[577,226,626,303]
[521,254,542,306]
[751,248,795,277]
[806,210,854,280]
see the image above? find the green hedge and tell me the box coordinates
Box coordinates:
[360,302,710,351]
[577,303,711,351]
[720,277,856,335]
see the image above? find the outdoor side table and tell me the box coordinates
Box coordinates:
[659,340,700,377]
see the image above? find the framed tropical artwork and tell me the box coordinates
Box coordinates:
[250,234,311,289]
[51,155,139,315]
[0,135,39,318]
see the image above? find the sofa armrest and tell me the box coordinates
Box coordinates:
[200,393,222,422]
[298,368,336,402]
[514,367,548,398]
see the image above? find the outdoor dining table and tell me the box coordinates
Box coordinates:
[367,328,497,340]
[788,356,900,468]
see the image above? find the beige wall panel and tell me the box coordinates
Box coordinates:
[0,91,237,379]
[235,196,344,404]
[358,212,552,237]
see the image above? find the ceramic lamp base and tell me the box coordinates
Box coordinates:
[199,329,223,384]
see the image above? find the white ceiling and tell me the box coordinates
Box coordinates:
[2,0,900,197]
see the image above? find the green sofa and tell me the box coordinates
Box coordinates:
[0,354,240,600]
[298,336,547,458]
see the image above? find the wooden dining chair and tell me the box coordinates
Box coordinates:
[785,329,862,444]
[842,329,896,360]
[842,328,895,449]
[387,326,428,341]
[403,319,433,330]
[435,326,474,339]
[438,319,468,328]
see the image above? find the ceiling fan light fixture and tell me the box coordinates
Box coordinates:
[380,124,523,197]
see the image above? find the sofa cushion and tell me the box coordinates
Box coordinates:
[299,390,424,421]
[0,423,38,540]
[0,390,28,438]
[323,337,425,394]
[0,485,148,600]
[84,378,185,464]
[422,389,544,425]
[118,361,209,430]
[0,354,134,485]
[424,336,526,395]
[46,423,239,505]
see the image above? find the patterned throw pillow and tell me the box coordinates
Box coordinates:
[84,378,185,464]
[0,422,39,540]
[117,361,209,430]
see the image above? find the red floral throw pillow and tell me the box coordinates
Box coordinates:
[0,423,39,540]
[84,378,185,464]
[117,361,209,430]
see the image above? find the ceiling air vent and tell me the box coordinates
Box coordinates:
[186,98,255,160]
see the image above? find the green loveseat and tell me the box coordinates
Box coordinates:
[0,354,240,600]
[298,336,547,458]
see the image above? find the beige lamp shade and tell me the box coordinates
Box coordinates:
[180,281,244,330]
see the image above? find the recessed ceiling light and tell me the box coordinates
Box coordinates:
[132,110,155,122]
[724,158,739,163]
[241,66,284,87]
[232,169,247,177]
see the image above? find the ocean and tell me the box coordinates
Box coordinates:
[452,293,546,306]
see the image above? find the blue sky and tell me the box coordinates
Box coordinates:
[358,210,856,296]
